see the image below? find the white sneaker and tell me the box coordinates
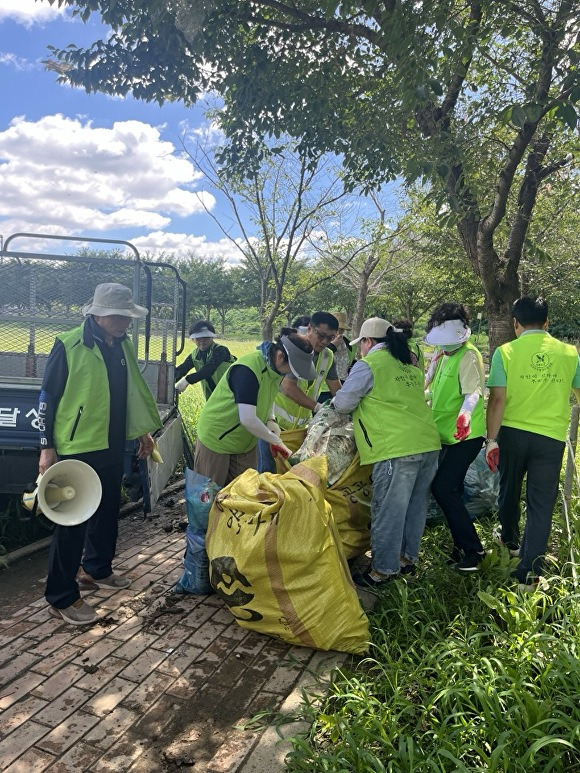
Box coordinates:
[49,599,100,625]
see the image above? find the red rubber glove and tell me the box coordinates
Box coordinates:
[453,412,471,441]
[270,443,291,460]
[485,441,499,473]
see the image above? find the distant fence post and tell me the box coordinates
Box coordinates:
[564,404,580,504]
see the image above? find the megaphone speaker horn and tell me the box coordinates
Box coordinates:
[36,460,102,526]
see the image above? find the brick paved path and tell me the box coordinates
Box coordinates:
[0,496,342,772]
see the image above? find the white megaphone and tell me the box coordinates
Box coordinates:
[22,460,102,526]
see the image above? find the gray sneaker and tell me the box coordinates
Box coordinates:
[49,599,100,625]
[78,572,132,590]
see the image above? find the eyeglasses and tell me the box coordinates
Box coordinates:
[312,327,335,343]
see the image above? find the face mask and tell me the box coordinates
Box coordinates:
[442,343,463,353]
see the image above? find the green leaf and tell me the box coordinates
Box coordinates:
[522,102,543,123]
[428,79,443,96]
[556,103,577,130]
[511,105,527,128]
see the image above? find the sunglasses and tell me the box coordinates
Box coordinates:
[312,326,335,343]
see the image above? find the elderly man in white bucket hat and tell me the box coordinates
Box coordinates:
[37,283,162,625]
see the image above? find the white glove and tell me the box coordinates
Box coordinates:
[175,377,189,393]
[266,419,281,436]
[313,402,323,414]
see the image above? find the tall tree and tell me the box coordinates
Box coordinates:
[183,137,351,339]
[45,0,579,348]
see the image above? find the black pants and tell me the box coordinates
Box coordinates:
[45,463,124,608]
[498,426,564,582]
[431,437,484,554]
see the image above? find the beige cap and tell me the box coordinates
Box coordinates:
[350,317,401,345]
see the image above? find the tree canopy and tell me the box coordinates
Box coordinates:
[46,0,579,347]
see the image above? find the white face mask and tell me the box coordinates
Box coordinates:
[442,343,463,353]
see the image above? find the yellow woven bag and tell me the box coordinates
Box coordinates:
[205,457,369,654]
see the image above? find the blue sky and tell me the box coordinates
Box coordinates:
[0,0,249,262]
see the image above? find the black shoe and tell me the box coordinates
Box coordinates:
[445,547,464,566]
[353,570,397,589]
[400,563,417,575]
[455,551,485,572]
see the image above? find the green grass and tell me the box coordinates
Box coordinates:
[284,499,580,773]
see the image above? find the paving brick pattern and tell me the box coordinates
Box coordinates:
[0,504,332,772]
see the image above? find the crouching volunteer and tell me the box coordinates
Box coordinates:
[424,303,486,572]
[333,317,441,588]
[258,311,342,472]
[174,319,235,400]
[194,331,316,487]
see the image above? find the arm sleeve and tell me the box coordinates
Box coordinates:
[174,353,194,381]
[237,403,281,444]
[184,346,232,385]
[228,364,260,405]
[332,360,374,414]
[458,350,484,395]
[487,348,507,387]
[38,339,68,449]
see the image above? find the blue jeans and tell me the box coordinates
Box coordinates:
[257,438,276,473]
[371,451,439,576]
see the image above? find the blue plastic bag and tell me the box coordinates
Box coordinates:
[174,526,213,595]
[185,468,221,533]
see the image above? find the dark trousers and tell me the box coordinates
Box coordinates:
[45,464,124,608]
[498,426,564,582]
[431,437,484,554]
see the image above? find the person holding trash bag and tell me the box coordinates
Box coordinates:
[38,283,162,625]
[194,331,316,487]
[174,319,236,400]
[486,296,580,590]
[333,317,441,587]
[424,303,487,572]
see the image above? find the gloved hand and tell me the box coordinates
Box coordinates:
[485,440,499,473]
[313,402,323,414]
[453,412,471,441]
[175,377,189,393]
[266,419,281,436]
[270,442,292,460]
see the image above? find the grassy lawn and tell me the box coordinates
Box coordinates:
[284,498,580,773]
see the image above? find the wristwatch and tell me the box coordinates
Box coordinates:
[485,437,497,444]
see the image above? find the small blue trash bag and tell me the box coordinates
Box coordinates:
[184,468,221,533]
[174,526,213,595]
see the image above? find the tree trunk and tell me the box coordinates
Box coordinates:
[352,275,369,338]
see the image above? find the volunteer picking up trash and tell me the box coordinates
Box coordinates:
[174,319,236,400]
[424,303,487,572]
[194,331,316,487]
[333,317,441,588]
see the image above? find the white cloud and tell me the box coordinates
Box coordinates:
[0,0,65,26]
[0,52,36,71]
[0,114,216,236]
[130,231,249,265]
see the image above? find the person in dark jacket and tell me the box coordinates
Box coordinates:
[175,320,235,400]
[38,283,161,626]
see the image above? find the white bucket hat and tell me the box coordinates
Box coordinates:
[350,317,401,345]
[424,319,471,346]
[82,283,148,318]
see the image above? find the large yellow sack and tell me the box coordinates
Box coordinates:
[325,454,372,559]
[276,451,371,560]
[280,428,307,453]
[205,457,369,654]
